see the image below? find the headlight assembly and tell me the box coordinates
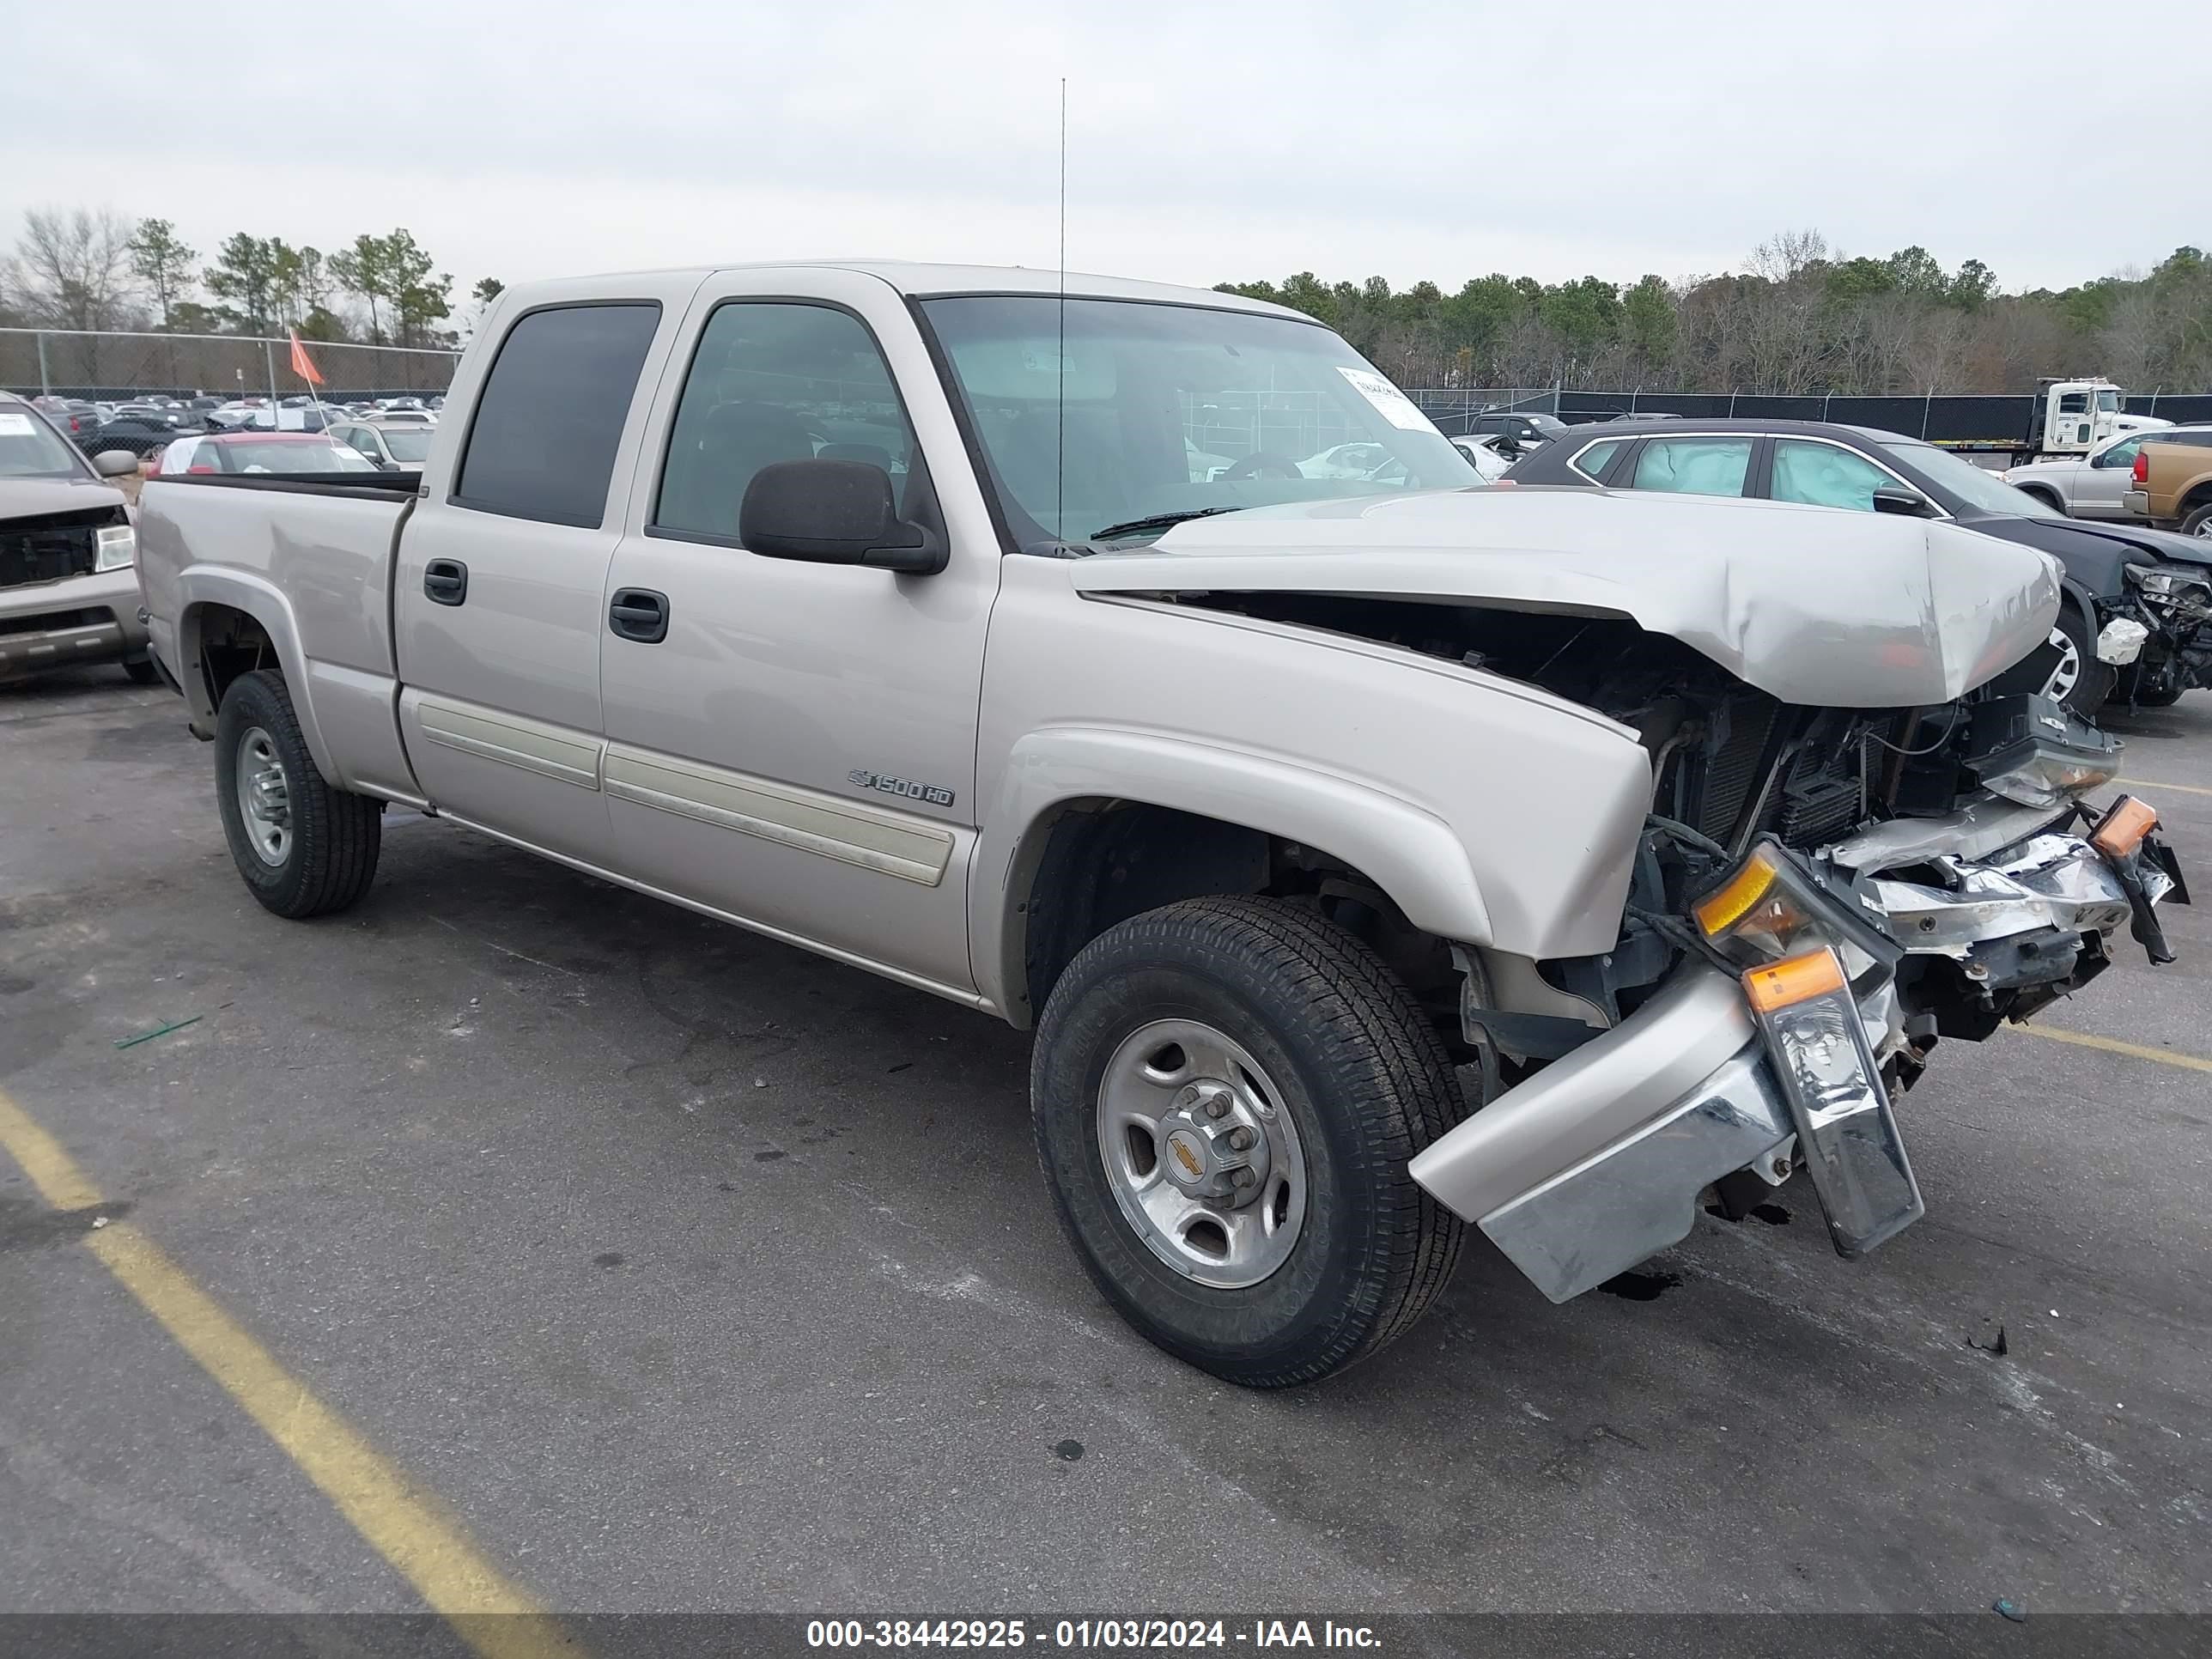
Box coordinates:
[1692,840,1898,974]
[1964,693,2120,809]
[94,523,137,571]
[2124,562,2212,599]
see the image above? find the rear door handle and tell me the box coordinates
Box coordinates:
[422,558,468,605]
[609,587,669,644]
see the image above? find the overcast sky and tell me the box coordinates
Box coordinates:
[9,0,2207,299]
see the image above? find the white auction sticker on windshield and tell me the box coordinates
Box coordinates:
[0,413,35,436]
[1335,366,1433,432]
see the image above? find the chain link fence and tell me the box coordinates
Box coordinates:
[1,328,459,402]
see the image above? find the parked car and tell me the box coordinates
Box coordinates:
[370,408,436,425]
[0,392,155,684]
[153,433,380,477]
[1449,433,1516,481]
[1449,410,1570,448]
[2005,426,2212,518]
[2124,438,2212,540]
[327,420,439,471]
[1297,440,1399,479]
[76,411,193,458]
[1503,417,2212,709]
[137,262,2181,1388]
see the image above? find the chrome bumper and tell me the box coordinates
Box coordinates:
[1409,965,1790,1303]
[0,567,150,678]
[1418,811,2172,1305]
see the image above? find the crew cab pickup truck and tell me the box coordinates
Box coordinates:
[137,263,2185,1388]
[2126,437,2212,539]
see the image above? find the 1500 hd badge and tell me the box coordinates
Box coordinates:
[849,769,955,808]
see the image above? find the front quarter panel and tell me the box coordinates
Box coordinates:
[971,558,1653,1017]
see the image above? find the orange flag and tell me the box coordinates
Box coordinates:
[288,329,325,386]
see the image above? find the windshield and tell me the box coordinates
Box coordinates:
[1876,439,2063,519]
[2097,389,2120,413]
[919,295,1476,545]
[380,428,435,462]
[0,408,91,479]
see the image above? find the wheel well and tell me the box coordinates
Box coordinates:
[2016,484,2062,509]
[189,604,276,720]
[2180,481,2212,514]
[1016,800,1458,1033]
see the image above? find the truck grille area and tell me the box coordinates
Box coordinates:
[1,508,114,589]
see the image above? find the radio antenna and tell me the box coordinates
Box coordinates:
[1056,76,1067,543]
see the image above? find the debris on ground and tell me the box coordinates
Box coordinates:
[115,1016,202,1049]
[1993,1598,2027,1622]
[1968,1317,2008,1357]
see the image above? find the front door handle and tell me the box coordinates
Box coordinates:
[422,558,468,605]
[609,587,669,644]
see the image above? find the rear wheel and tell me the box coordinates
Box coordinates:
[2180,501,2212,539]
[214,669,381,918]
[1031,896,1467,1388]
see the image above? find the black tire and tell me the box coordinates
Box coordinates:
[121,655,161,685]
[2052,604,2115,714]
[1032,896,1467,1388]
[214,669,381,918]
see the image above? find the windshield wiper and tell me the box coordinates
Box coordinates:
[1088,505,1246,542]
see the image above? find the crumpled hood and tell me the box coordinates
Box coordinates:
[1071,486,2062,708]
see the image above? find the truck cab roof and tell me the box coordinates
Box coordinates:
[499,260,1310,319]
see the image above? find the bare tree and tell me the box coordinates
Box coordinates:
[3,207,142,331]
[1747,229,1831,285]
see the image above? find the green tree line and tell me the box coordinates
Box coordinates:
[0,206,505,350]
[1218,228,2212,395]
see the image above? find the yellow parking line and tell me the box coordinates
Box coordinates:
[0,1088,570,1659]
[2118,777,2212,799]
[2014,1024,2212,1074]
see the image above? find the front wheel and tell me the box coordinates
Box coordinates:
[1031,896,1467,1388]
[2050,606,2115,714]
[215,669,382,918]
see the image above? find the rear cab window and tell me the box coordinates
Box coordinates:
[452,302,662,527]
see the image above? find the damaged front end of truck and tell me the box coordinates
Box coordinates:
[1414,691,2184,1301]
[1079,488,2190,1303]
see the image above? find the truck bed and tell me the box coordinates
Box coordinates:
[137,474,421,799]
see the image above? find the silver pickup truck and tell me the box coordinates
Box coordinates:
[136,263,2185,1388]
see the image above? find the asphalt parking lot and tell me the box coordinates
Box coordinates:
[2,668,2208,1635]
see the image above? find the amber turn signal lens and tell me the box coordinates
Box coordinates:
[1694,850,1779,937]
[2091,795,2159,859]
[1741,948,1848,1015]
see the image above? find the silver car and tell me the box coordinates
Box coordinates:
[2005,425,2212,519]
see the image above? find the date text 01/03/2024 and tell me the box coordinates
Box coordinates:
[804,1619,1382,1650]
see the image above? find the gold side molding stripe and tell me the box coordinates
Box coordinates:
[416,697,603,791]
[604,747,953,887]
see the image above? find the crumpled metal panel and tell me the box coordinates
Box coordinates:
[1070,486,2062,708]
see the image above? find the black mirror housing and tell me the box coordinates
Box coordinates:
[1870,485,1936,518]
[738,459,944,574]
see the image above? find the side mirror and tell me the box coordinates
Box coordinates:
[1870,485,1937,518]
[92,449,139,478]
[738,459,944,574]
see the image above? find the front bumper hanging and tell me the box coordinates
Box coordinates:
[1411,800,2182,1304]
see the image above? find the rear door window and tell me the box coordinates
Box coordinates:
[1630,436,1753,498]
[453,302,661,527]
